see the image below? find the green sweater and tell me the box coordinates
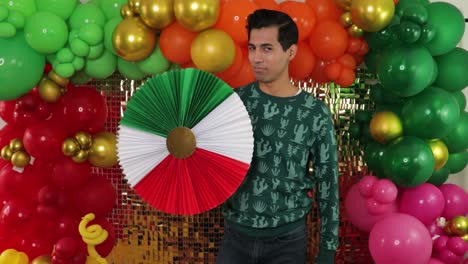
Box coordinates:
[223,82,339,262]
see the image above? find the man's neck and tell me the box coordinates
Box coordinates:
[258,79,298,97]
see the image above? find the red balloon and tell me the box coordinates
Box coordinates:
[0,124,25,151]
[0,100,16,124]
[159,22,198,64]
[55,86,107,134]
[289,41,316,80]
[19,230,55,259]
[309,59,331,83]
[215,43,243,82]
[325,62,343,80]
[0,164,44,201]
[213,0,258,44]
[92,217,116,257]
[252,0,279,10]
[306,0,342,20]
[225,56,255,88]
[0,198,39,237]
[309,20,348,60]
[23,119,68,161]
[338,54,357,70]
[336,68,356,87]
[52,157,91,189]
[279,1,316,41]
[70,175,116,218]
[55,211,80,240]
[52,237,87,264]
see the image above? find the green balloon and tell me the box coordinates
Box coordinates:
[426,165,449,186]
[395,0,429,17]
[377,43,436,97]
[363,50,383,74]
[383,136,435,187]
[70,38,90,57]
[35,0,78,20]
[375,104,402,116]
[446,150,468,174]
[365,15,400,51]
[424,2,465,56]
[118,58,147,80]
[0,32,45,100]
[104,16,121,55]
[68,3,106,29]
[0,5,8,20]
[85,50,117,79]
[99,0,127,20]
[355,109,373,123]
[24,11,68,54]
[70,70,92,84]
[0,22,16,37]
[369,83,404,105]
[363,141,386,177]
[87,43,104,59]
[401,4,428,25]
[79,23,103,46]
[397,21,421,44]
[348,122,361,139]
[443,111,468,153]
[434,47,468,92]
[137,43,170,75]
[0,0,36,17]
[451,91,466,111]
[401,87,460,139]
[7,10,25,28]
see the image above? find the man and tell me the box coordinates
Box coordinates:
[216,9,339,264]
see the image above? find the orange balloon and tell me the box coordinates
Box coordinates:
[325,62,343,80]
[159,22,198,64]
[253,0,279,10]
[225,56,255,88]
[216,43,243,81]
[213,0,258,44]
[308,20,348,60]
[289,41,316,80]
[347,37,362,54]
[309,59,331,83]
[306,0,342,20]
[338,54,356,69]
[279,1,316,41]
[181,61,196,69]
[336,68,355,87]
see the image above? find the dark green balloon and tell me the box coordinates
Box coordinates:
[443,111,468,153]
[364,50,383,74]
[383,136,435,187]
[369,83,404,105]
[395,0,429,17]
[397,21,421,44]
[451,91,466,111]
[426,165,449,186]
[424,2,465,56]
[363,141,386,177]
[446,150,468,174]
[355,110,373,123]
[401,4,428,25]
[375,104,402,116]
[377,43,436,97]
[349,122,361,139]
[401,87,460,139]
[365,16,400,51]
[434,47,468,92]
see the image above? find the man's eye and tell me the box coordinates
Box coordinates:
[248,46,255,51]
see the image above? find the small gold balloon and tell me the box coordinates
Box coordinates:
[447,216,468,236]
[62,138,81,157]
[340,12,353,27]
[1,146,12,160]
[128,0,142,13]
[139,0,174,30]
[348,24,364,38]
[191,29,235,73]
[334,0,351,11]
[427,139,449,171]
[88,132,118,168]
[351,0,395,32]
[9,138,24,152]
[120,4,135,18]
[462,234,468,243]
[113,17,156,61]
[38,77,64,103]
[48,70,69,87]
[72,149,89,163]
[174,0,220,32]
[11,151,30,167]
[75,131,93,149]
[369,111,403,144]
[31,255,51,264]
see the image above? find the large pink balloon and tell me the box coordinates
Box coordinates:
[344,184,397,232]
[399,183,445,225]
[427,258,445,264]
[439,183,468,219]
[369,213,433,264]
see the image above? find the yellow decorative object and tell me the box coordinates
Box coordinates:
[79,213,109,264]
[0,249,28,264]
[38,78,63,103]
[120,4,135,18]
[348,24,364,38]
[11,151,30,167]
[9,138,23,152]
[369,111,403,144]
[62,138,81,157]
[30,255,51,264]
[128,0,142,13]
[339,12,353,27]
[350,0,395,32]
[139,0,174,30]
[191,29,235,73]
[88,132,118,168]
[174,0,220,32]
[72,149,89,163]
[113,17,156,61]
[446,216,468,236]
[2,139,30,167]
[75,132,93,150]
[1,146,13,160]
[427,139,449,171]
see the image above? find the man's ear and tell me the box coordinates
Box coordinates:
[288,44,298,61]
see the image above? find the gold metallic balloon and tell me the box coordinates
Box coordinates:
[351,0,395,32]
[113,17,156,61]
[38,77,64,103]
[31,255,51,264]
[48,70,69,87]
[11,151,30,167]
[348,24,364,38]
[191,29,235,73]
[174,0,220,32]
[75,131,93,150]
[427,139,449,171]
[88,132,118,168]
[128,0,142,13]
[340,12,353,27]
[72,149,89,163]
[335,0,351,11]
[120,4,135,18]
[369,111,403,144]
[62,138,81,157]
[462,234,468,243]
[1,146,12,160]
[447,216,468,236]
[9,138,24,152]
[139,0,174,30]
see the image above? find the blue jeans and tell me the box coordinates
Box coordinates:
[215,222,308,264]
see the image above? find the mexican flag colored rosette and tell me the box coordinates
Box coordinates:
[117,68,254,215]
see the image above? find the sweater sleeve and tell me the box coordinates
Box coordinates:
[311,103,339,263]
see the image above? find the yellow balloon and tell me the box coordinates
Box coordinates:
[30,255,51,264]
[191,29,235,73]
[0,249,28,264]
[128,0,142,13]
[11,151,30,167]
[9,138,23,152]
[48,70,69,87]
[174,0,220,32]
[113,17,156,61]
[88,132,118,168]
[447,216,468,236]
[120,4,135,18]
[334,0,351,11]
[369,111,403,144]
[427,139,449,171]
[38,77,63,103]
[350,0,395,32]
[62,138,80,157]
[72,149,89,163]
[348,24,364,38]
[75,131,93,150]
[462,234,468,243]
[139,0,174,30]
[1,146,12,160]
[339,12,353,27]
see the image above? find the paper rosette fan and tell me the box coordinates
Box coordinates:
[117,68,254,215]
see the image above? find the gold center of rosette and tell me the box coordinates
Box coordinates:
[166,127,196,159]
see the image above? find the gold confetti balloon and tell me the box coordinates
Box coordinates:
[113,17,156,61]
[139,0,174,30]
[350,0,395,32]
[174,0,220,32]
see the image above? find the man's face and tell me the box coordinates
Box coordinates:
[248,26,294,83]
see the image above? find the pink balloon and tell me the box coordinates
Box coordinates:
[426,219,444,238]
[427,258,445,264]
[439,184,468,219]
[446,236,468,256]
[433,235,449,252]
[369,213,432,264]
[367,197,392,215]
[399,183,445,225]
[437,249,462,264]
[372,179,398,204]
[359,175,378,198]
[345,184,397,232]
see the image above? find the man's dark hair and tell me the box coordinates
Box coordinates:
[246,9,298,51]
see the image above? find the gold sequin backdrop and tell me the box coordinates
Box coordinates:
[92,70,375,264]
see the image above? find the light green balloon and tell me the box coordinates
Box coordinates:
[7,10,25,28]
[35,0,78,20]
[99,0,127,20]
[0,5,8,20]
[24,11,68,54]
[104,16,121,55]
[118,58,147,80]
[0,32,45,100]
[79,23,103,45]
[137,43,170,75]
[87,43,104,59]
[0,0,36,17]
[85,50,117,79]
[70,38,90,57]
[69,3,106,29]
[0,22,16,37]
